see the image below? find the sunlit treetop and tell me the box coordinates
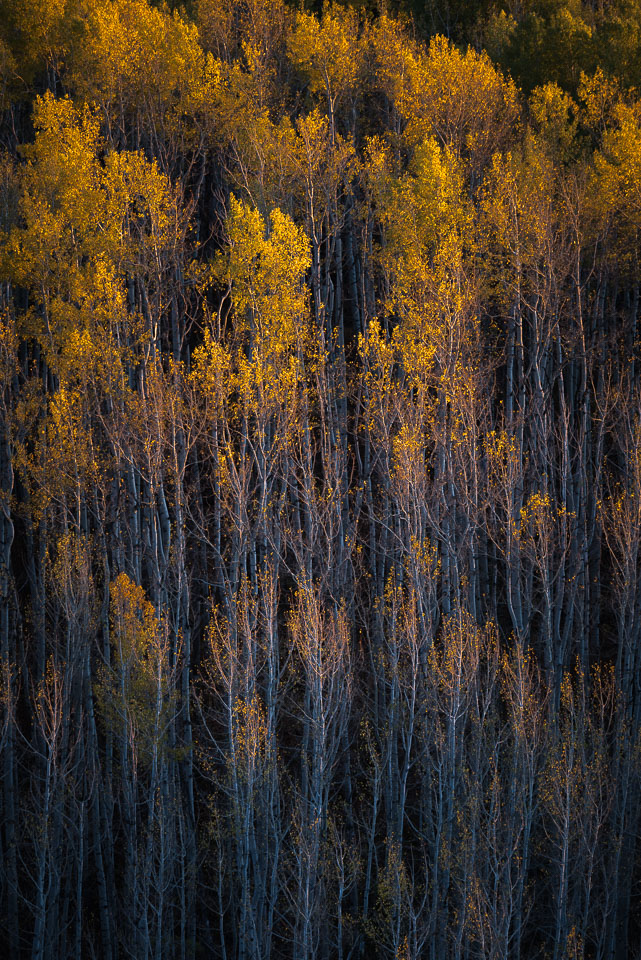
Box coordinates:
[594,99,641,229]
[401,35,520,179]
[288,3,363,131]
[4,92,186,371]
[220,196,311,356]
[70,0,222,160]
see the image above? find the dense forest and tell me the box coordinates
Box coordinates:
[1,1,641,958]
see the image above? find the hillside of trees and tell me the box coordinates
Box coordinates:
[1,1,641,958]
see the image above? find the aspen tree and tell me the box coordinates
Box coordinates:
[370,132,483,617]
[498,645,547,959]
[212,197,312,604]
[28,659,79,960]
[0,0,78,91]
[287,5,363,143]
[541,670,584,960]
[402,36,520,182]
[200,577,281,960]
[0,311,18,954]
[480,142,558,651]
[288,585,351,960]
[71,0,221,174]
[599,402,641,960]
[96,573,180,960]
[365,15,419,142]
[419,613,482,957]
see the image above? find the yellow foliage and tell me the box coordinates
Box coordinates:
[222,107,300,210]
[292,108,357,228]
[190,329,233,416]
[0,311,17,390]
[377,137,469,264]
[392,422,426,503]
[517,489,571,557]
[102,149,182,270]
[232,692,268,779]
[485,429,520,485]
[578,68,620,136]
[15,381,100,516]
[288,5,362,117]
[71,0,221,150]
[1,0,76,80]
[5,92,185,370]
[368,132,476,403]
[96,573,177,770]
[8,94,102,303]
[480,140,555,292]
[403,35,520,175]
[530,82,578,160]
[225,199,310,339]
[50,530,95,626]
[366,15,418,125]
[195,0,238,60]
[197,0,288,68]
[217,197,312,412]
[500,644,545,746]
[593,101,641,232]
[428,612,496,702]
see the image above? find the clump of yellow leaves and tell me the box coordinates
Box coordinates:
[71,0,222,155]
[215,197,312,416]
[96,572,177,771]
[6,92,183,375]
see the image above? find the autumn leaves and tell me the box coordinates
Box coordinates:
[2,0,641,958]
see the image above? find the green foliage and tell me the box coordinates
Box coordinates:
[485,0,641,94]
